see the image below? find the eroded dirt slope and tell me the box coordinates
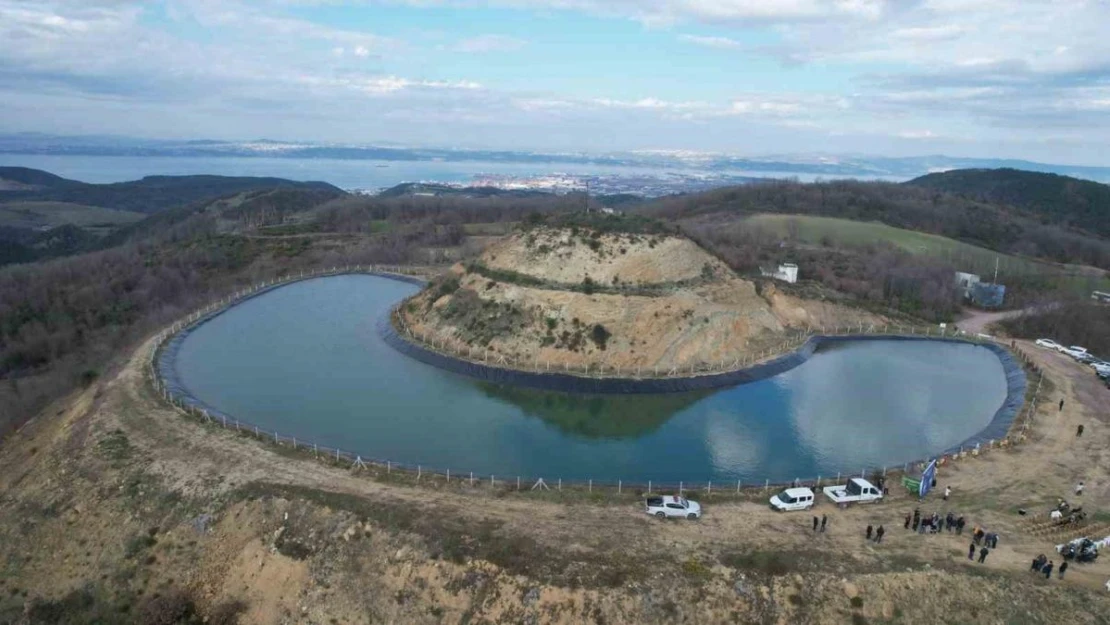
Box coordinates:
[402,227,885,371]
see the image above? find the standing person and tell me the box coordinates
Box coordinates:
[1059,561,1068,579]
[912,509,921,532]
[876,525,885,543]
[978,547,989,564]
[1031,556,1042,572]
[946,512,955,532]
[1059,398,1065,412]
[1043,561,1054,579]
[821,514,828,532]
[813,516,819,532]
[1077,424,1085,437]
[956,516,966,535]
[944,486,951,501]
[1076,481,1085,496]
[968,543,976,560]
[991,533,999,549]
[904,512,911,529]
[866,524,873,541]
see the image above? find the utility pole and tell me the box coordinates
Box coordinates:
[993,256,999,284]
[584,179,590,213]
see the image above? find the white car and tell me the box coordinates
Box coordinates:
[1062,346,1089,360]
[770,487,816,512]
[823,478,884,506]
[1035,339,1063,351]
[645,495,702,520]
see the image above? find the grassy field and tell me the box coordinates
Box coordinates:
[0,201,145,233]
[746,213,1110,293]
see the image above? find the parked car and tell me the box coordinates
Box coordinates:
[1062,346,1090,360]
[645,495,702,519]
[770,487,816,512]
[1036,339,1063,351]
[823,478,884,507]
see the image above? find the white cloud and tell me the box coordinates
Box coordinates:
[452,34,527,53]
[891,24,964,41]
[678,34,742,50]
[2,0,1110,161]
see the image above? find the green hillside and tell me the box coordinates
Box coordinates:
[744,213,1110,293]
[0,167,343,215]
[907,168,1110,238]
[0,201,144,233]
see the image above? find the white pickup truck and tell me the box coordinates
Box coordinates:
[823,478,883,506]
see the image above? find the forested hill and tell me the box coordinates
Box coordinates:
[907,168,1110,238]
[0,167,343,214]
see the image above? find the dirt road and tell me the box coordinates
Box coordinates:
[956,304,1058,335]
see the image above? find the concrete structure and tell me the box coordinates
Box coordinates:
[955,272,981,298]
[761,263,798,284]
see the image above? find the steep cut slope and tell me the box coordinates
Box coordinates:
[400,224,882,372]
[907,168,1110,238]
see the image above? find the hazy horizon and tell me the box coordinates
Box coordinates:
[2,1,1109,166]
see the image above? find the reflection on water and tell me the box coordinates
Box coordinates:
[173,275,1009,483]
[476,383,710,438]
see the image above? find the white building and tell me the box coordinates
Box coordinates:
[955,272,981,298]
[761,263,799,284]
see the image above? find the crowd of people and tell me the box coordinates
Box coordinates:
[1031,554,1067,579]
[903,507,969,536]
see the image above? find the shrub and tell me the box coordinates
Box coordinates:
[138,589,196,625]
[79,369,99,388]
[581,276,596,295]
[590,324,611,350]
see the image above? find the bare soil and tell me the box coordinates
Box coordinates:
[404,229,886,372]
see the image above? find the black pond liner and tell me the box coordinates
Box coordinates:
[157,272,1026,473]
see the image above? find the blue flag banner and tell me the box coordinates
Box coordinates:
[920,459,937,498]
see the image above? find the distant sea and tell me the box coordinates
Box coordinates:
[0,153,874,190]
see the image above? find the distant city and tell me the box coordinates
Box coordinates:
[3,133,1110,194]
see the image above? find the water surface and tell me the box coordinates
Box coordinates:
[173,275,1008,483]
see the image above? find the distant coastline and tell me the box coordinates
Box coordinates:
[3,133,1109,185]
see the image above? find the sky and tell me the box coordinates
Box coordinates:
[1,0,1109,164]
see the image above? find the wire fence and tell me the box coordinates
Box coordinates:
[145,265,1047,500]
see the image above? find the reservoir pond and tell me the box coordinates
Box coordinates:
[173,275,1009,483]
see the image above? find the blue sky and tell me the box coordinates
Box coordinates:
[2,0,1109,164]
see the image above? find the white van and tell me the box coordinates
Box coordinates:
[770,487,816,511]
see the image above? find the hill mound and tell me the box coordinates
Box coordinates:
[399,224,881,372]
[0,167,343,214]
[907,168,1110,238]
[481,227,729,286]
